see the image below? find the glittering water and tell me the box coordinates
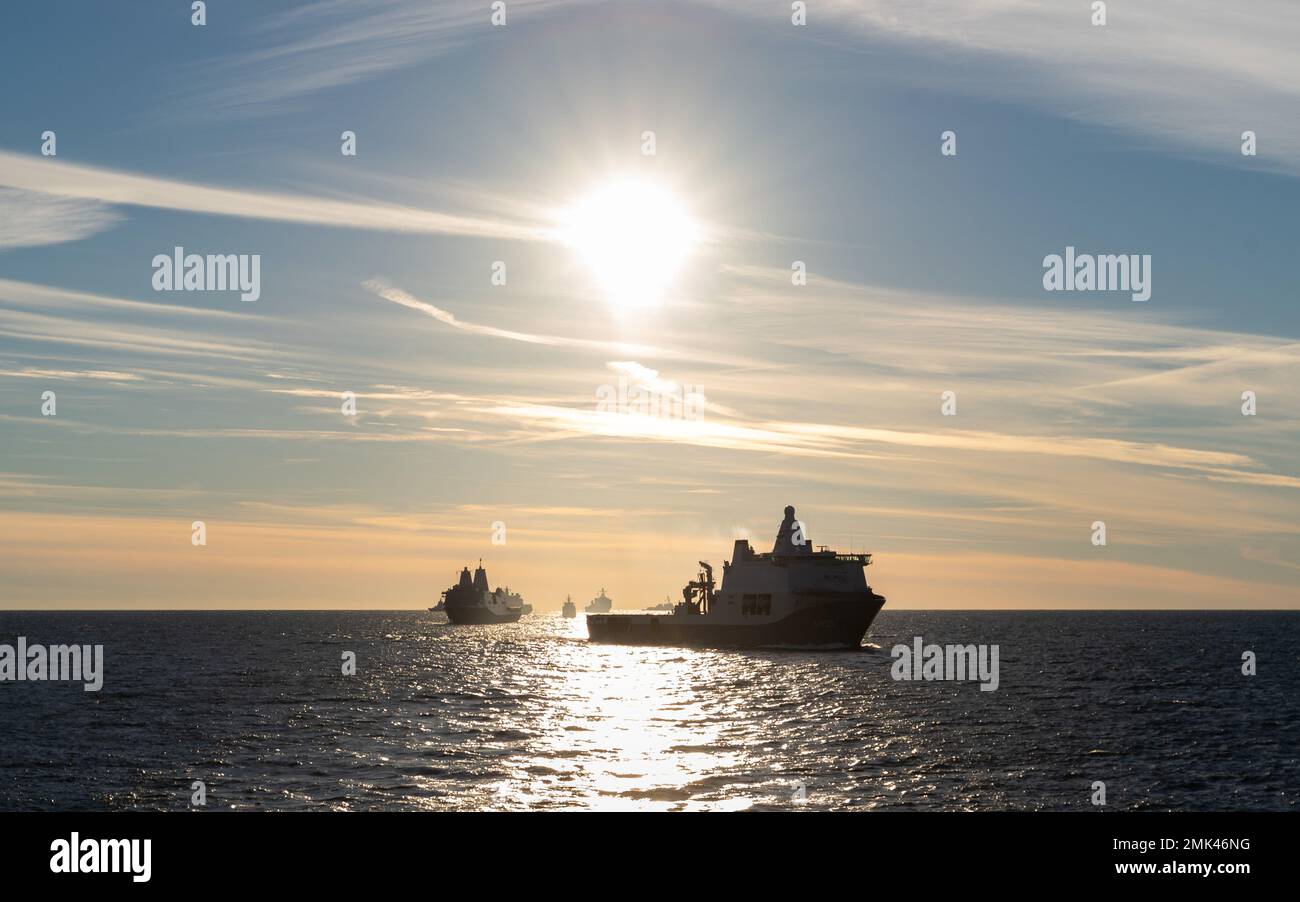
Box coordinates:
[0,611,1295,811]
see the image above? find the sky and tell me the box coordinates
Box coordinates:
[1,0,1297,609]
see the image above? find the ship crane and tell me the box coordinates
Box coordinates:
[677,561,714,615]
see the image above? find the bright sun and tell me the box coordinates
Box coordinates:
[559,177,699,306]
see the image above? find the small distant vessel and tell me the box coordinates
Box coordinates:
[587,506,885,649]
[561,595,577,618]
[585,588,613,614]
[647,596,673,611]
[442,562,525,625]
[428,598,446,613]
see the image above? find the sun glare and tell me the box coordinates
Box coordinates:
[559,177,699,306]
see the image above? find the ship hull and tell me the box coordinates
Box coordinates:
[444,606,523,625]
[586,595,884,649]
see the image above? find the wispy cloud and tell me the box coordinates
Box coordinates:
[0,306,280,362]
[0,277,254,319]
[488,401,1276,478]
[0,151,554,241]
[0,367,142,383]
[0,188,121,250]
[181,0,586,116]
[712,0,1300,175]
[173,0,1300,178]
[362,278,663,355]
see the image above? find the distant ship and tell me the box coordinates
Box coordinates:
[585,588,613,614]
[428,598,446,613]
[442,562,525,625]
[587,506,885,649]
[647,596,673,611]
[561,595,576,618]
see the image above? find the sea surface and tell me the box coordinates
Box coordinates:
[0,611,1295,811]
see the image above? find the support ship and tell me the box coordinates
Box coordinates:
[587,506,885,649]
[585,589,613,613]
[442,562,525,624]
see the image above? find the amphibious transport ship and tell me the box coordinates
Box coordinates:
[587,506,885,649]
[442,562,526,624]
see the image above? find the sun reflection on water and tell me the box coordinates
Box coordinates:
[386,613,897,811]
[499,616,746,810]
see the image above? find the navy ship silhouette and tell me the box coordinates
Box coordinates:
[441,561,525,625]
[586,506,885,648]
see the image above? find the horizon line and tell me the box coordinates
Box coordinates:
[1,608,1296,614]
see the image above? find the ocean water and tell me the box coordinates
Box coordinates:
[0,611,1295,811]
